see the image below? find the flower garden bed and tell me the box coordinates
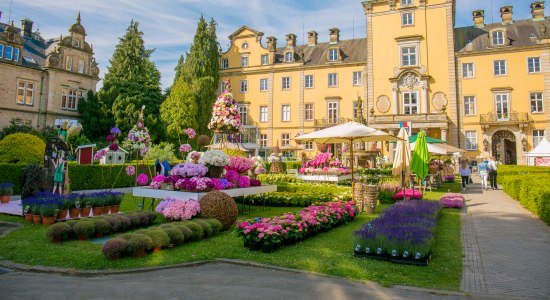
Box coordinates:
[353,200,442,266]
[295,173,352,182]
[237,200,357,252]
[240,191,351,207]
[439,193,464,209]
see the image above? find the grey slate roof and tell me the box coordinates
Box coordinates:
[275,38,367,65]
[0,22,54,69]
[454,17,550,53]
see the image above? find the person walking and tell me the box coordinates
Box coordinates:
[478,159,489,191]
[459,160,471,191]
[488,157,499,190]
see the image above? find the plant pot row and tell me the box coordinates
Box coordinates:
[24,205,121,226]
[353,248,431,266]
[25,214,56,226]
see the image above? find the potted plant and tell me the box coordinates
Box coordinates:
[198,150,230,178]
[81,198,92,218]
[31,203,42,224]
[126,234,154,258]
[110,192,123,214]
[92,196,104,216]
[92,219,111,238]
[68,198,81,219]
[101,194,111,215]
[57,197,71,220]
[45,223,73,243]
[23,205,33,223]
[40,205,58,226]
[0,182,13,203]
[73,221,95,240]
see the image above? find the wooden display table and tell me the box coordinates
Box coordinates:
[133,185,277,200]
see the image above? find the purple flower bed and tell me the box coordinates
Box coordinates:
[353,200,441,264]
[439,193,464,209]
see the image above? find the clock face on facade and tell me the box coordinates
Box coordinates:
[376,95,391,113]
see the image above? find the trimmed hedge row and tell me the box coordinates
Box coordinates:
[501,171,550,225]
[499,165,550,176]
[0,163,24,194]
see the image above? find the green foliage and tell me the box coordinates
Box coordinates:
[160,78,198,141]
[144,143,176,162]
[0,164,23,194]
[68,164,154,191]
[78,90,114,141]
[257,174,296,185]
[20,164,46,199]
[0,133,45,164]
[73,221,95,239]
[499,165,550,176]
[501,170,550,225]
[45,223,74,242]
[241,190,349,207]
[68,134,92,150]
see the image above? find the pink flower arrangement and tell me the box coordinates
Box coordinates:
[94,149,107,160]
[125,165,136,176]
[137,173,149,186]
[161,199,201,221]
[439,193,464,208]
[189,151,201,162]
[170,163,208,178]
[208,87,242,133]
[190,177,212,191]
[393,189,423,200]
[185,128,196,139]
[149,181,161,189]
[155,196,176,214]
[224,170,240,182]
[298,167,350,176]
[307,152,332,168]
[227,156,254,173]
[179,144,192,153]
[237,176,251,188]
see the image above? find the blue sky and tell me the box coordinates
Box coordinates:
[1,0,546,88]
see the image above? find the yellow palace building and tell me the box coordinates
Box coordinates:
[219,0,549,165]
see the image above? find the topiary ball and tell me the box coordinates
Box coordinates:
[143,211,158,223]
[197,135,210,147]
[0,133,45,164]
[73,221,95,239]
[199,191,238,230]
[103,216,122,232]
[102,238,129,260]
[144,229,171,249]
[163,227,185,245]
[191,219,213,238]
[115,215,131,231]
[45,222,74,242]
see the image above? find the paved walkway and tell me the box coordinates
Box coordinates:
[460,178,550,299]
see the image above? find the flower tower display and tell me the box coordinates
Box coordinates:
[208,79,241,134]
[122,106,153,187]
[268,146,284,174]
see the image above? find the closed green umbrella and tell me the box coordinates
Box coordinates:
[410,131,430,180]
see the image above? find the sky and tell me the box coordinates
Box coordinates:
[1,0,546,89]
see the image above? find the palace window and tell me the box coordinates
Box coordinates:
[282,77,291,90]
[493,60,506,76]
[259,106,268,123]
[16,80,35,105]
[528,57,541,73]
[282,105,291,122]
[464,96,476,115]
[261,54,268,65]
[281,133,290,147]
[328,73,338,87]
[401,46,417,66]
[4,45,13,60]
[353,71,362,86]
[402,12,414,26]
[305,141,314,151]
[305,75,314,88]
[238,105,248,125]
[240,56,249,67]
[0,44,3,58]
[260,78,268,92]
[533,130,545,148]
[403,91,418,114]
[240,80,248,93]
[465,131,478,150]
[78,60,85,74]
[66,56,73,71]
[73,39,81,48]
[221,58,228,69]
[260,134,267,147]
[328,48,338,62]
[327,101,339,124]
[305,103,314,121]
[530,92,544,113]
[61,87,82,111]
[494,93,510,120]
[285,52,293,62]
[492,31,505,46]
[462,63,474,78]
[402,0,413,5]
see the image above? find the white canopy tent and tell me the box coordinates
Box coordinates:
[525,138,550,166]
[409,142,465,156]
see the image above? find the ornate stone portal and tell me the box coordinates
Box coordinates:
[491,130,517,164]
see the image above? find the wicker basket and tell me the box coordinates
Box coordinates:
[207,166,225,178]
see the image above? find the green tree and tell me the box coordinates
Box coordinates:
[101,20,164,141]
[160,77,198,143]
[79,90,113,141]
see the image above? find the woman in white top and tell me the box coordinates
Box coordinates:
[459,160,471,191]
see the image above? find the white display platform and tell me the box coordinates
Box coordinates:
[296,174,352,182]
[133,185,277,201]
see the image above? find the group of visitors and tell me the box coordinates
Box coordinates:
[458,157,499,191]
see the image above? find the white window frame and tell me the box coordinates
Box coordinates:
[400,45,418,67]
[13,47,19,62]
[282,76,291,90]
[240,80,248,93]
[240,55,249,67]
[77,60,85,74]
[401,0,413,5]
[533,130,545,148]
[492,30,505,46]
[327,101,339,124]
[281,133,290,147]
[465,131,478,150]
[259,106,268,123]
[494,92,510,120]
[463,96,476,116]
[328,73,338,87]
[402,91,419,114]
[328,48,338,62]
[282,105,291,122]
[238,105,248,126]
[285,52,293,62]
[221,58,229,69]
[353,71,362,86]
[304,141,314,151]
[259,134,267,147]
[462,62,475,78]
[61,87,81,111]
[401,11,414,26]
[66,56,73,71]
[261,54,268,65]
[305,75,314,88]
[527,57,541,74]
[530,92,544,113]
[493,60,507,76]
[16,80,35,106]
[260,78,268,92]
[304,103,314,121]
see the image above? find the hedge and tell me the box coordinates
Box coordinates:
[237,189,352,207]
[498,165,550,176]
[0,163,24,194]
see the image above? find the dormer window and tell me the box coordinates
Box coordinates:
[328,48,338,61]
[284,52,293,62]
[242,42,248,50]
[402,0,413,5]
[492,30,505,46]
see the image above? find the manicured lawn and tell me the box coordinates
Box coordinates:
[0,182,461,290]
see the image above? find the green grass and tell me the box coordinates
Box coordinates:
[0,182,462,290]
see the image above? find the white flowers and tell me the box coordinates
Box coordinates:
[198,150,230,167]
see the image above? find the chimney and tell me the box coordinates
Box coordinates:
[329,28,340,44]
[307,31,318,46]
[286,33,296,47]
[531,2,545,21]
[472,10,485,28]
[21,18,33,38]
[500,6,513,25]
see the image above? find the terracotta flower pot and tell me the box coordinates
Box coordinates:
[24,213,33,223]
[57,209,68,220]
[81,207,91,218]
[111,205,120,214]
[42,216,56,226]
[92,207,102,216]
[32,214,42,224]
[0,194,10,203]
[69,208,81,219]
[101,206,111,215]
